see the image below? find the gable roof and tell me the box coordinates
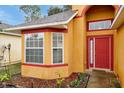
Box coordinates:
[0,22,12,29]
[5,10,78,31]
[0,22,21,36]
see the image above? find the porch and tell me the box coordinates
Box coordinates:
[86,69,121,88]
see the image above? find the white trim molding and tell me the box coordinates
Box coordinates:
[0,32,21,37]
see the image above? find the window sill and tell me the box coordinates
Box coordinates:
[22,63,68,68]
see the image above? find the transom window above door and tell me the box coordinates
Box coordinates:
[88,20,112,31]
[25,33,44,64]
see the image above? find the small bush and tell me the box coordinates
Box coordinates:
[70,79,81,88]
[56,78,64,88]
[70,73,89,88]
[0,73,11,82]
[78,73,88,81]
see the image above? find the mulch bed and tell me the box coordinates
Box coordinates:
[2,73,90,88]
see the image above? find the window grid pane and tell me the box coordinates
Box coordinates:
[25,33,44,64]
[52,32,63,64]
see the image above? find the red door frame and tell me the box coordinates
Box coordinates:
[86,35,113,70]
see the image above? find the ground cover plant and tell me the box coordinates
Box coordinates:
[0,73,89,88]
[0,63,21,88]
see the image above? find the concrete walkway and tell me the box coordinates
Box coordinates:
[86,70,121,88]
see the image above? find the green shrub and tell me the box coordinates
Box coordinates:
[56,78,64,88]
[78,73,87,81]
[70,73,88,88]
[70,79,81,88]
[0,73,11,82]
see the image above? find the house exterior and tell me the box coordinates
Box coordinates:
[5,5,124,87]
[0,23,21,65]
[0,32,21,65]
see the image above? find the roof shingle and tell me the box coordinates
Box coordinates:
[0,23,12,29]
[12,10,77,28]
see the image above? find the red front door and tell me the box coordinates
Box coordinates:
[87,35,113,70]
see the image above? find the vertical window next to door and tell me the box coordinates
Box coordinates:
[52,32,64,64]
[90,39,93,65]
[89,38,95,68]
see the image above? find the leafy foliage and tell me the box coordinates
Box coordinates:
[0,29,4,32]
[48,6,63,16]
[78,73,87,80]
[0,73,11,82]
[63,5,72,11]
[20,5,41,22]
[70,79,81,88]
[70,73,89,88]
[0,63,21,83]
[47,5,72,16]
[55,72,64,88]
[0,64,11,82]
[110,78,121,88]
[56,78,64,88]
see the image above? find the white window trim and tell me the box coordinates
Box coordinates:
[24,32,45,64]
[51,32,64,64]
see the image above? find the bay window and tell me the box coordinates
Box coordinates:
[52,32,64,64]
[25,33,44,64]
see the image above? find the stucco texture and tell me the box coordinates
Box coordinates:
[116,25,124,87]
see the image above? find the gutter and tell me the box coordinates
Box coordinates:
[4,11,78,31]
[0,32,21,37]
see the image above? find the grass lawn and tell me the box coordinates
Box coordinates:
[0,63,21,75]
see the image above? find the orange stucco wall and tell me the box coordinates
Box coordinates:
[86,5,114,21]
[22,65,68,79]
[72,16,87,72]
[116,24,124,87]
[72,5,120,17]
[66,20,74,74]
